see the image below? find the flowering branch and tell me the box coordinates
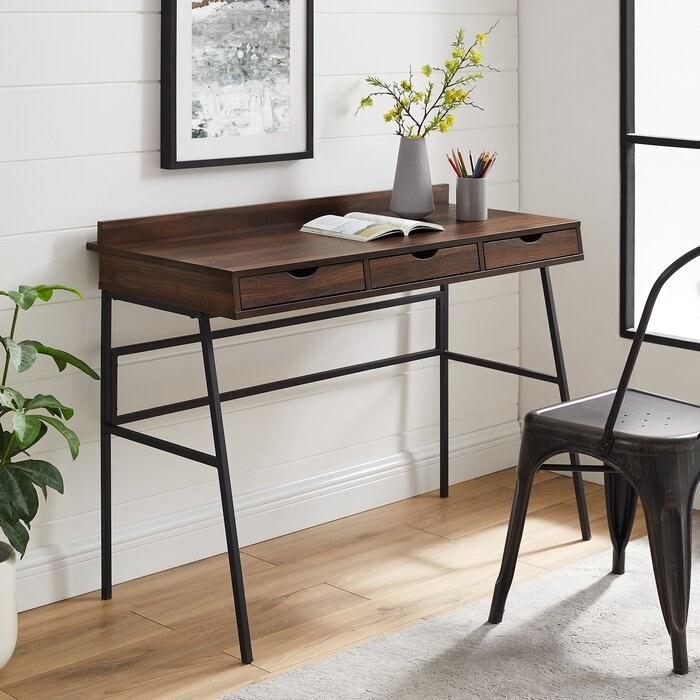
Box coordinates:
[356,23,498,138]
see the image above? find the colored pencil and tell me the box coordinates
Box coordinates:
[448,148,497,178]
[457,149,469,178]
[446,153,461,177]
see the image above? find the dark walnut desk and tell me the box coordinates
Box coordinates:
[87,184,587,663]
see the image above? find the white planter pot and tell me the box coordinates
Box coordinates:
[0,542,17,670]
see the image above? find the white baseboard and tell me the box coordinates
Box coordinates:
[16,422,520,611]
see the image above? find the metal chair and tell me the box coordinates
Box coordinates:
[488,246,700,674]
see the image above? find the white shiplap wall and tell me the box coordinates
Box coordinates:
[0,0,519,611]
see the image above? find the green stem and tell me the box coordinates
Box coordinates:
[2,305,19,385]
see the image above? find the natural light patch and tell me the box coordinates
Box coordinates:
[634,147,700,342]
[634,0,700,141]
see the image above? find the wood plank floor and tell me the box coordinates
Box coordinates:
[0,469,647,700]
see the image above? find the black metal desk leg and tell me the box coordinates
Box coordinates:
[540,267,591,541]
[100,292,114,600]
[438,285,449,497]
[199,316,253,664]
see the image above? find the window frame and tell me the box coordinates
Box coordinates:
[620,0,700,351]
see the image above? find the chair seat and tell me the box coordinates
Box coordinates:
[526,389,700,447]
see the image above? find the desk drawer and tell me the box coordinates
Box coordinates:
[239,261,366,310]
[483,228,580,270]
[369,245,479,289]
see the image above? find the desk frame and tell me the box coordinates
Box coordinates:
[91,186,589,663]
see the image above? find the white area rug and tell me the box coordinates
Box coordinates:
[221,525,700,699]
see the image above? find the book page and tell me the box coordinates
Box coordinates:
[346,212,413,231]
[302,215,377,235]
[346,212,443,232]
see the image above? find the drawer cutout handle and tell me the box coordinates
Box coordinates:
[288,266,319,279]
[520,233,543,244]
[412,249,438,260]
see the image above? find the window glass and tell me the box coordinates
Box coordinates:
[634,0,700,140]
[635,145,700,341]
[623,0,700,348]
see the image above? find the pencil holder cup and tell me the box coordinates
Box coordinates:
[456,177,488,221]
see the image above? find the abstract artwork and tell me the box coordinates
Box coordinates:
[161,0,313,169]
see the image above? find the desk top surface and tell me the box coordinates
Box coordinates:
[87,185,583,319]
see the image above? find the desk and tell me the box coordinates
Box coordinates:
[87,184,587,663]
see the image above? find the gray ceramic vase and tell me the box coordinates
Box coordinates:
[390,137,434,220]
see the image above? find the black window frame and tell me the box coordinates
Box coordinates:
[620,0,700,351]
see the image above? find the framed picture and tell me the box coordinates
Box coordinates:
[161,0,314,169]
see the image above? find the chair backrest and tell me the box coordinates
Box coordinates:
[600,245,700,455]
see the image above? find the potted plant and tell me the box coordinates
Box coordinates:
[356,25,497,219]
[0,284,98,669]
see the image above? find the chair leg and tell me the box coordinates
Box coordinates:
[488,438,541,624]
[604,472,637,574]
[571,468,592,541]
[634,466,695,675]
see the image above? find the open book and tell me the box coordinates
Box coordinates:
[300,212,444,242]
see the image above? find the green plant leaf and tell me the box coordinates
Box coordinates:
[25,393,74,420]
[36,415,80,459]
[0,386,25,410]
[33,284,83,302]
[8,467,39,523]
[26,342,99,379]
[2,422,47,457]
[0,465,36,522]
[16,341,39,372]
[0,337,38,373]
[12,459,64,495]
[9,286,38,310]
[0,285,83,311]
[12,411,42,448]
[0,469,15,520]
[0,517,29,557]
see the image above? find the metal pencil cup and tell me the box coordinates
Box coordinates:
[456,177,488,221]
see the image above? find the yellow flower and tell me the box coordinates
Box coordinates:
[469,49,483,65]
[421,64,432,77]
[438,116,455,133]
[476,32,488,46]
[383,110,395,123]
[444,58,460,73]
[400,79,412,91]
[358,96,373,109]
[452,48,467,59]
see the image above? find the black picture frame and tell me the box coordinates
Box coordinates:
[161,0,314,169]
